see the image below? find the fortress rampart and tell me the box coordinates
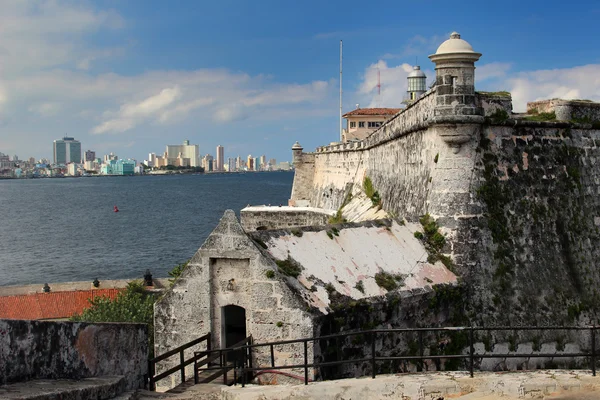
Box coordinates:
[287,33,600,325]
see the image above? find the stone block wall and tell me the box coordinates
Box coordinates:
[240,206,334,231]
[0,319,148,389]
[527,99,600,122]
[154,211,315,390]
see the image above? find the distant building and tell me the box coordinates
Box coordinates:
[278,161,290,170]
[407,65,427,102]
[227,157,235,172]
[269,158,277,170]
[166,140,199,167]
[202,154,214,172]
[104,153,118,163]
[235,156,243,171]
[341,108,401,142]
[12,155,18,162]
[216,145,224,171]
[0,153,11,172]
[67,163,79,176]
[84,150,96,162]
[258,155,266,171]
[53,137,82,165]
[247,155,254,171]
[101,159,136,175]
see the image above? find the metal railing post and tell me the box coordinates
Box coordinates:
[418,330,424,372]
[371,331,376,379]
[233,359,237,385]
[304,340,309,385]
[592,326,596,376]
[270,344,275,367]
[180,350,185,383]
[194,355,198,384]
[149,359,155,391]
[241,345,246,388]
[223,350,228,385]
[469,327,474,378]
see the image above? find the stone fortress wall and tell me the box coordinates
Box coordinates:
[287,32,600,327]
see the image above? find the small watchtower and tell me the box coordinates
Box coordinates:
[407,66,427,101]
[291,141,303,165]
[429,32,482,119]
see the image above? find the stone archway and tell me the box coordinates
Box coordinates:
[221,304,246,349]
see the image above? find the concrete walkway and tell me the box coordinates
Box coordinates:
[221,370,600,400]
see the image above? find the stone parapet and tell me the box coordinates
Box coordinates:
[527,98,600,121]
[240,206,335,231]
[0,319,148,390]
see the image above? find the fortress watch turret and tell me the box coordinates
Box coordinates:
[429,32,484,152]
[407,66,427,101]
[292,141,304,165]
[429,32,482,119]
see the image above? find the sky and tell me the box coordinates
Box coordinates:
[0,0,599,163]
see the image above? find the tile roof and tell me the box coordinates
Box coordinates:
[342,108,401,117]
[0,288,122,320]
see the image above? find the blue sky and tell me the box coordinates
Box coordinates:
[1,0,599,163]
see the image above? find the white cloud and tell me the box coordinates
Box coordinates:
[356,60,434,108]
[507,65,600,111]
[476,62,512,82]
[28,102,62,117]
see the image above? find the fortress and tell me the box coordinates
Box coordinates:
[154,32,600,388]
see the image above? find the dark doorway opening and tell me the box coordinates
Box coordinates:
[222,305,246,362]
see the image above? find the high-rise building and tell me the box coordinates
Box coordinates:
[259,155,266,170]
[227,158,235,172]
[202,154,214,172]
[247,155,254,171]
[235,156,243,171]
[84,150,96,162]
[103,153,118,163]
[216,145,224,172]
[166,140,200,167]
[53,137,82,165]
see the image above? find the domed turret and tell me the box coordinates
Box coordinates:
[428,32,483,120]
[292,141,304,164]
[407,66,427,101]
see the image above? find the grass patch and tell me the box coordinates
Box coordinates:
[291,228,303,237]
[374,271,404,291]
[265,270,275,279]
[487,109,510,124]
[363,176,382,207]
[328,209,346,224]
[524,111,556,121]
[275,256,303,278]
[477,91,511,97]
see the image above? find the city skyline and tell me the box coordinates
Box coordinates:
[0,1,598,162]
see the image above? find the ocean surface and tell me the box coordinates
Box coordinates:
[0,172,294,286]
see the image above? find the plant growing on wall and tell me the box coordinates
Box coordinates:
[374,271,404,291]
[275,256,303,278]
[168,259,190,286]
[71,280,156,357]
[363,176,382,207]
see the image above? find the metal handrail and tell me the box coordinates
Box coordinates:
[147,332,211,391]
[194,336,252,385]
[233,325,598,387]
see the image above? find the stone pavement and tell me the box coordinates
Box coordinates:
[221,370,600,400]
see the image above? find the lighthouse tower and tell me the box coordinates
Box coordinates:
[407,66,427,102]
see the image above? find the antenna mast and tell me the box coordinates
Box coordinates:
[339,40,343,142]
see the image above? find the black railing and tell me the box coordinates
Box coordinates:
[193,336,253,385]
[234,326,598,387]
[147,332,211,391]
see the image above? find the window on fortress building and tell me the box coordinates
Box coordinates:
[350,121,356,128]
[368,121,382,128]
[359,122,365,128]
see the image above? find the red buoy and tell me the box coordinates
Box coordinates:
[114,205,119,213]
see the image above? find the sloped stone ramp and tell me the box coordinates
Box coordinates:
[0,376,127,400]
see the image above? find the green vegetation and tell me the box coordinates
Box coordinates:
[331,227,339,236]
[326,230,334,239]
[524,110,556,121]
[276,321,284,328]
[363,176,382,207]
[275,256,303,278]
[265,270,275,279]
[324,283,336,294]
[291,228,303,237]
[418,214,446,251]
[328,209,346,224]
[168,260,190,286]
[374,271,404,291]
[355,280,365,294]
[71,281,156,357]
[434,153,439,163]
[477,91,511,97]
[414,231,424,240]
[487,109,510,124]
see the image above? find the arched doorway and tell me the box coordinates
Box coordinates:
[221,305,246,349]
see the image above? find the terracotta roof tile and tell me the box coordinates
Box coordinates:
[342,108,401,117]
[0,288,122,320]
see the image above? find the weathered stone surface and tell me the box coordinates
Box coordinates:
[0,320,147,390]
